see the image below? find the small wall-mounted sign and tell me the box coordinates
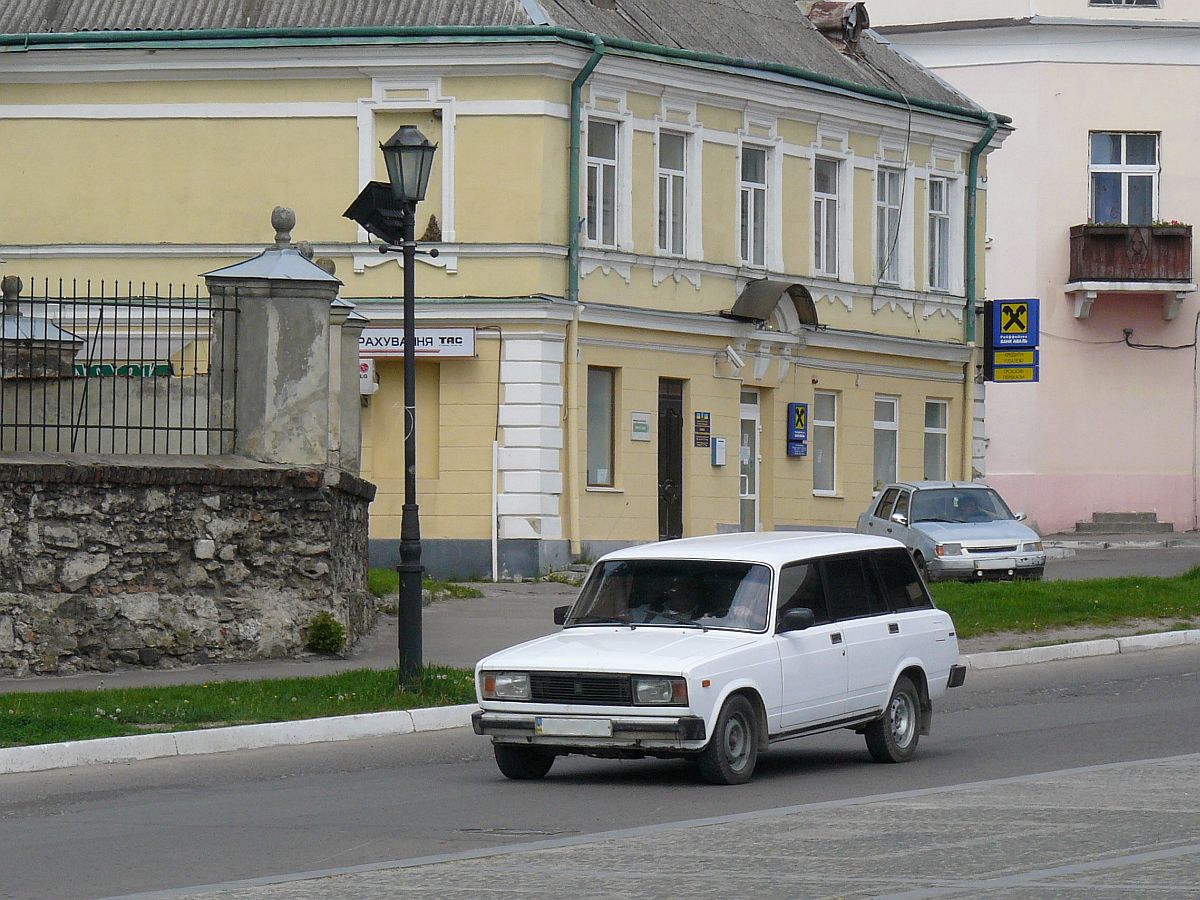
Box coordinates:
[631,411,652,442]
[786,401,808,458]
[694,411,711,448]
[359,327,476,359]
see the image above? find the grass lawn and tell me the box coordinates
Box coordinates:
[929,566,1200,639]
[0,666,475,749]
[2,567,1197,748]
[368,569,483,601]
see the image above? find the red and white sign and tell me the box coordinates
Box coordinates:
[359,327,476,359]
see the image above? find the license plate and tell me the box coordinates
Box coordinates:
[974,559,1016,571]
[534,716,613,737]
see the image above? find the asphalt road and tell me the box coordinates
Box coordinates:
[1,646,1197,900]
[1046,546,1200,580]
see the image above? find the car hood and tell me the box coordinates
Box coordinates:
[912,520,1041,543]
[477,627,761,676]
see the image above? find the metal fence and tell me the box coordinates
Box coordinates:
[0,279,237,455]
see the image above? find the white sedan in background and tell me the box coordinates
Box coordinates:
[857,481,1046,582]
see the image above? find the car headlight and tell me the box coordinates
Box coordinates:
[1022,541,1044,553]
[632,676,688,706]
[481,671,530,701]
[935,543,964,557]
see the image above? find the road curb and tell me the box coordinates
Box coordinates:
[4,630,1199,776]
[964,628,1200,670]
[0,704,476,776]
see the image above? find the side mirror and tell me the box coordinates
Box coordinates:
[553,605,570,626]
[891,512,909,526]
[1015,512,1027,522]
[779,607,816,633]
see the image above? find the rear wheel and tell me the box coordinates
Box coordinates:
[697,695,759,785]
[493,744,556,780]
[864,676,921,763]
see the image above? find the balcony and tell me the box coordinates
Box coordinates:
[1066,224,1195,320]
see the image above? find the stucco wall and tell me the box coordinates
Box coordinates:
[0,458,375,677]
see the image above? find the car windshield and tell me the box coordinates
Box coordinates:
[568,559,771,631]
[910,488,1015,524]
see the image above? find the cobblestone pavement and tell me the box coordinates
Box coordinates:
[159,754,1200,899]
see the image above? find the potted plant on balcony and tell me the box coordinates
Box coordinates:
[1151,219,1191,237]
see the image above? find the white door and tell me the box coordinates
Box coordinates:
[739,390,760,532]
[773,561,848,731]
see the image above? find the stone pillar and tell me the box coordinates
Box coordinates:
[204,209,342,467]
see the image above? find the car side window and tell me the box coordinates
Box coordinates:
[892,490,910,522]
[775,562,830,627]
[871,548,933,612]
[875,488,900,519]
[821,554,888,621]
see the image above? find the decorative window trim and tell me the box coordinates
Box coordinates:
[583,86,634,251]
[358,77,457,243]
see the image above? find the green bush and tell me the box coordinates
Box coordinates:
[305,611,347,654]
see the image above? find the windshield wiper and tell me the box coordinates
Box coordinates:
[570,616,629,626]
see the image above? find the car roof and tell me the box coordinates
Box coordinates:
[597,531,905,568]
[885,481,995,491]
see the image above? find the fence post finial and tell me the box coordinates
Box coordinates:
[1,275,21,316]
[271,207,296,248]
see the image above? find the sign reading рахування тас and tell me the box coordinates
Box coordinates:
[358,327,476,359]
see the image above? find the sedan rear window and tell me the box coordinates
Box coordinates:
[568,559,772,631]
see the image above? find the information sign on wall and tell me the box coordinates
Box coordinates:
[694,411,711,448]
[786,401,809,458]
[985,300,1041,383]
[359,327,476,358]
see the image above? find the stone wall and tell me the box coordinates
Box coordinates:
[0,456,375,676]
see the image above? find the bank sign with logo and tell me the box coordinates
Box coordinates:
[359,327,476,359]
[984,299,1040,383]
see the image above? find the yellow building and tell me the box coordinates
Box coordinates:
[0,1,1010,576]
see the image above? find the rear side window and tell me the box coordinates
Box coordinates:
[875,488,899,518]
[776,562,830,626]
[821,554,888,621]
[872,548,933,611]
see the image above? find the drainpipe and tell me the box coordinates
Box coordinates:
[568,36,605,305]
[962,113,999,481]
[564,38,604,559]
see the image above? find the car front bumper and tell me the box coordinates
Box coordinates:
[929,552,1046,581]
[472,710,707,751]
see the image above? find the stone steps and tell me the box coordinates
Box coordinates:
[1074,511,1174,534]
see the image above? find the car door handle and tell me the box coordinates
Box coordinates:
[888,623,899,635]
[830,632,843,645]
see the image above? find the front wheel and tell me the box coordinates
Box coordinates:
[864,676,921,763]
[493,744,555,780]
[697,695,759,785]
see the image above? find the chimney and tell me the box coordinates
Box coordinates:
[801,2,870,52]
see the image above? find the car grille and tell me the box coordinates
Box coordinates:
[530,673,633,706]
[967,545,1019,554]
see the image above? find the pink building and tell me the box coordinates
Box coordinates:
[872,0,1199,534]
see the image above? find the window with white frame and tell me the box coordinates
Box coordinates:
[586,119,619,247]
[923,400,949,481]
[813,157,839,277]
[587,367,616,487]
[740,146,768,267]
[876,168,903,284]
[1089,0,1159,7]
[657,131,687,256]
[873,396,899,490]
[1090,132,1159,225]
[813,391,837,494]
[928,176,951,291]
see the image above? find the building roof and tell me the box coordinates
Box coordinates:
[0,0,989,119]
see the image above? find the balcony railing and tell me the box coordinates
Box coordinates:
[1068,224,1192,283]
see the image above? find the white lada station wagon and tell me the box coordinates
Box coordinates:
[474,532,966,785]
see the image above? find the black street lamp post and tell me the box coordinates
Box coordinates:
[343,126,437,686]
